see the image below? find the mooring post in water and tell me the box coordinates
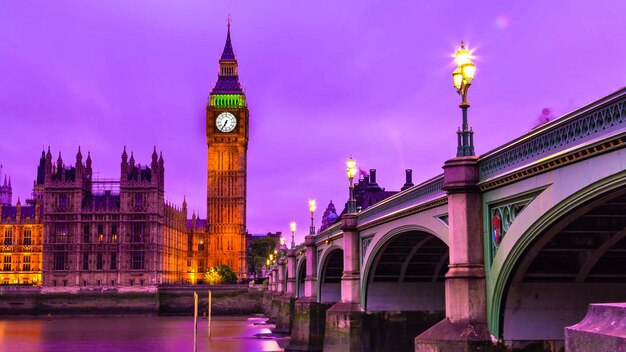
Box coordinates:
[193,292,198,352]
[208,290,212,339]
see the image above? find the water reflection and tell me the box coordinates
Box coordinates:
[0,315,287,352]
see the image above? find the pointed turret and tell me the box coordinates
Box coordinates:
[44,147,53,180]
[75,147,83,174]
[36,149,46,185]
[16,197,21,221]
[129,152,135,167]
[56,152,63,180]
[86,151,92,170]
[121,146,128,176]
[57,152,63,169]
[152,146,158,164]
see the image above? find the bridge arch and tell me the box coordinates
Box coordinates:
[317,245,343,303]
[490,171,626,344]
[295,256,306,298]
[361,225,448,311]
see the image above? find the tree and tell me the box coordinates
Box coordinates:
[246,236,277,277]
[204,264,237,285]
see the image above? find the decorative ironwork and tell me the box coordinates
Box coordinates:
[480,91,626,180]
[488,195,536,261]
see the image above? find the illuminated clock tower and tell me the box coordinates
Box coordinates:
[206,21,248,279]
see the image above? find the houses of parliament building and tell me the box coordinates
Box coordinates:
[0,23,250,288]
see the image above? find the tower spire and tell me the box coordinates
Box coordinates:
[212,17,243,95]
[220,16,236,62]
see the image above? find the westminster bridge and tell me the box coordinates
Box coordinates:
[263,87,626,351]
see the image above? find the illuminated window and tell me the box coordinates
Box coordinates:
[198,239,205,251]
[23,255,30,272]
[23,229,32,246]
[56,224,68,243]
[4,228,12,246]
[111,224,118,242]
[3,255,11,271]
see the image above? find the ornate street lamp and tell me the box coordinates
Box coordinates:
[452,41,476,157]
[308,199,317,235]
[346,156,358,213]
[289,221,296,249]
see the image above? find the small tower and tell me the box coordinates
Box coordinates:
[320,200,339,232]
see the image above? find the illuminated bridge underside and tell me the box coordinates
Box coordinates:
[367,231,448,311]
[503,191,626,341]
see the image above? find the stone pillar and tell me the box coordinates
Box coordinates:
[273,255,296,334]
[286,235,330,351]
[415,157,492,351]
[340,214,360,304]
[303,235,317,298]
[268,267,275,292]
[277,258,285,294]
[286,248,297,297]
[324,213,366,351]
[272,266,279,292]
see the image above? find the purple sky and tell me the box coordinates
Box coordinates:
[1,1,625,244]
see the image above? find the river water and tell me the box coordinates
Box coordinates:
[0,315,288,352]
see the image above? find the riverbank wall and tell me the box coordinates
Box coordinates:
[0,285,266,315]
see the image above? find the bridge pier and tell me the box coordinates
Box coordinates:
[286,235,329,351]
[265,265,280,324]
[323,213,368,351]
[415,157,493,351]
[273,256,296,334]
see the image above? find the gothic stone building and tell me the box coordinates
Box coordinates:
[0,199,43,285]
[41,147,188,290]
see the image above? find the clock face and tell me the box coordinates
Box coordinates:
[216,112,237,133]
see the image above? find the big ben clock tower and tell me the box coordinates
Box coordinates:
[206,20,248,279]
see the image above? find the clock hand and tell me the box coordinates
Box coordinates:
[222,120,228,129]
